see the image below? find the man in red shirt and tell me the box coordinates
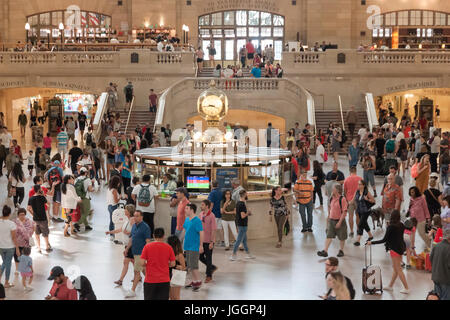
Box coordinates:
[343,166,363,237]
[140,228,176,300]
[149,89,158,113]
[175,187,190,241]
[246,39,255,67]
[45,266,78,300]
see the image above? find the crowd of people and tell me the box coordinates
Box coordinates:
[0,97,449,300]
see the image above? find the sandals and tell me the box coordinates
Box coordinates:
[276,242,282,248]
[4,283,14,288]
[114,280,123,286]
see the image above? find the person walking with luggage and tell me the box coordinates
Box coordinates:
[294,170,314,233]
[430,228,450,300]
[270,186,290,247]
[230,189,255,261]
[132,174,158,239]
[408,186,431,251]
[312,160,325,209]
[317,184,348,258]
[140,228,176,300]
[61,175,81,237]
[199,200,218,283]
[367,210,409,294]
[353,180,375,246]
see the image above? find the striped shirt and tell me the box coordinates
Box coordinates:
[57,131,69,147]
[294,178,314,204]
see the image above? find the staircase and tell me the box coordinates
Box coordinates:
[116,107,157,134]
[197,67,256,78]
[315,110,369,151]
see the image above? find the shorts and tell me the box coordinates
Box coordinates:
[13,246,25,263]
[404,236,411,249]
[126,95,133,103]
[58,146,68,154]
[185,250,200,270]
[107,158,115,165]
[53,188,61,203]
[326,219,348,241]
[134,255,144,272]
[347,201,356,216]
[247,53,254,59]
[65,208,74,224]
[126,246,134,260]
[390,250,401,258]
[21,272,33,278]
[35,220,50,237]
[215,217,223,230]
[196,58,203,63]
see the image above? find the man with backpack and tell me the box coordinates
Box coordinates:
[75,167,94,231]
[44,161,64,223]
[84,127,94,149]
[317,184,348,258]
[123,81,134,112]
[132,174,158,239]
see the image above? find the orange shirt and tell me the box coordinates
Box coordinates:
[343,175,362,202]
[294,178,314,204]
[176,197,190,231]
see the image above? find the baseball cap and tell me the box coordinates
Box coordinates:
[53,160,60,165]
[47,266,64,280]
[175,187,188,196]
[79,167,88,173]
[430,173,439,179]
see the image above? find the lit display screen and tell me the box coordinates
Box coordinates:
[187,176,210,189]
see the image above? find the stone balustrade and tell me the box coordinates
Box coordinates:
[193,78,280,91]
[0,50,195,74]
[283,50,450,75]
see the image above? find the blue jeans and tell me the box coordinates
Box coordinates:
[0,247,15,282]
[233,226,249,254]
[171,217,177,235]
[435,282,450,300]
[108,204,118,235]
[298,201,313,229]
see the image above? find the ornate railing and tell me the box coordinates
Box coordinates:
[362,52,416,64]
[62,53,116,64]
[193,78,280,90]
[9,52,57,64]
[292,52,321,64]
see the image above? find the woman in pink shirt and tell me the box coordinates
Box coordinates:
[199,200,217,283]
[13,208,35,272]
[407,186,431,250]
[43,133,52,155]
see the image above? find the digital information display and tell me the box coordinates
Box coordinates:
[187,176,210,189]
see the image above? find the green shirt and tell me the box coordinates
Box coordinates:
[220,199,236,221]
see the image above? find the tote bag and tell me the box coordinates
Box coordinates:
[170,269,187,287]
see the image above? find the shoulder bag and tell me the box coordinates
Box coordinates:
[170,268,187,287]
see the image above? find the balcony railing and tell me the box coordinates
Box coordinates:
[193,78,280,91]
[0,50,195,74]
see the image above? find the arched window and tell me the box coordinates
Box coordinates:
[371,10,450,49]
[26,10,112,44]
[198,10,285,62]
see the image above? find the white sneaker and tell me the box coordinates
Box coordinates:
[229,255,237,261]
[124,290,136,298]
[24,286,34,292]
[245,254,255,259]
[400,288,410,294]
[384,286,393,291]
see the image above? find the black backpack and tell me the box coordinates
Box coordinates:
[125,86,133,96]
[86,133,93,146]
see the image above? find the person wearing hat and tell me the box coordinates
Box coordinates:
[74,167,94,231]
[430,228,450,300]
[45,266,78,300]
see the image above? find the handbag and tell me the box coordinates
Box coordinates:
[28,236,35,247]
[284,219,290,236]
[170,269,187,287]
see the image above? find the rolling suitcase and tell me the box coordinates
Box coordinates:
[362,245,383,294]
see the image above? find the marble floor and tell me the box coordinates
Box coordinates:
[0,127,435,300]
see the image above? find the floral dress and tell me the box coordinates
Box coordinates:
[14,218,35,248]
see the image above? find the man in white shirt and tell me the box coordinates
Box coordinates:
[0,127,12,152]
[315,137,325,164]
[395,128,405,143]
[357,124,367,143]
[132,174,158,239]
[429,130,441,173]
[157,41,164,52]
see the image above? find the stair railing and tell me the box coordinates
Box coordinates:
[338,95,345,130]
[365,93,379,132]
[92,92,108,143]
[124,96,135,134]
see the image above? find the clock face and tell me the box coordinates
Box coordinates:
[200,96,223,116]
